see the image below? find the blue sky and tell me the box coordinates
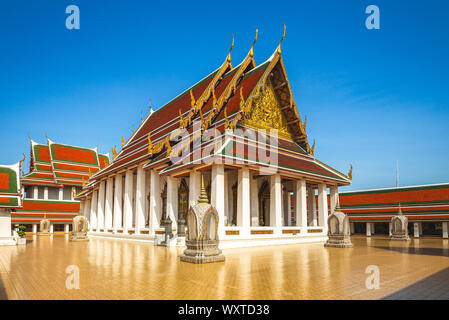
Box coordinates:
[0,0,448,191]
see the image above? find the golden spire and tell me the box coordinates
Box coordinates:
[310,139,316,156]
[249,28,258,56]
[226,35,234,63]
[398,203,403,216]
[348,164,353,180]
[277,23,286,54]
[121,136,125,147]
[148,133,153,155]
[198,174,209,203]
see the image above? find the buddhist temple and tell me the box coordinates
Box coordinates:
[0,160,23,245]
[14,138,110,234]
[340,183,449,239]
[76,31,352,247]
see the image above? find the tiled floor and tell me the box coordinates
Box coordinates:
[1,234,449,299]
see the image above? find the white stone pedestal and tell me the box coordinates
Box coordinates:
[0,209,16,246]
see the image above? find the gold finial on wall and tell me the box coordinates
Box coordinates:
[121,136,125,147]
[111,147,117,160]
[277,23,286,54]
[348,164,353,180]
[310,139,315,156]
[18,153,25,170]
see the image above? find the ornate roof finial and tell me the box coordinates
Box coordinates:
[249,28,258,56]
[348,164,353,180]
[198,174,209,203]
[277,23,286,54]
[226,35,234,63]
[149,99,154,115]
[398,203,403,215]
[18,153,25,170]
[121,136,125,147]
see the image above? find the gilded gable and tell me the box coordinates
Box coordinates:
[240,79,293,140]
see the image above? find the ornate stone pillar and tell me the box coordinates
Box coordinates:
[295,179,307,228]
[113,174,123,233]
[90,190,98,231]
[97,180,106,231]
[166,176,178,231]
[49,223,54,234]
[64,224,69,233]
[413,222,420,238]
[329,185,338,213]
[123,170,134,233]
[211,165,225,237]
[443,222,448,239]
[366,222,371,236]
[149,169,161,235]
[104,177,113,231]
[270,174,282,234]
[32,224,37,234]
[237,167,251,235]
[318,183,328,230]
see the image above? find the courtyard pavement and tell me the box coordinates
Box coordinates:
[1,234,448,299]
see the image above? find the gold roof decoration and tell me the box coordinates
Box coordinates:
[111,147,117,160]
[147,133,153,155]
[72,187,76,198]
[277,23,286,54]
[18,153,25,171]
[224,107,231,130]
[249,28,258,57]
[88,167,92,177]
[82,177,86,187]
[227,35,234,63]
[398,203,403,215]
[190,89,197,110]
[165,135,172,157]
[347,164,353,181]
[121,136,125,147]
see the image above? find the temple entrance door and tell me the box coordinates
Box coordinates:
[178,179,189,235]
[258,180,270,226]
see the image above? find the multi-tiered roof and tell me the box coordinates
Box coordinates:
[22,138,110,187]
[0,161,23,209]
[82,29,350,192]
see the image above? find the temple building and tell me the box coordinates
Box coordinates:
[340,183,449,239]
[0,161,23,245]
[76,32,352,248]
[14,138,110,234]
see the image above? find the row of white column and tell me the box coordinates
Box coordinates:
[30,223,70,234]
[82,164,335,237]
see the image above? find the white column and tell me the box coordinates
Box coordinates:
[84,198,91,221]
[149,169,161,234]
[135,166,146,235]
[33,186,38,199]
[307,187,317,226]
[49,223,54,234]
[295,180,307,228]
[64,224,69,233]
[44,187,49,200]
[270,174,282,234]
[58,187,63,201]
[237,167,251,235]
[189,171,201,206]
[166,176,178,231]
[413,222,420,238]
[318,183,328,231]
[104,177,113,231]
[443,222,448,239]
[113,174,123,233]
[419,222,423,236]
[32,224,37,234]
[250,172,259,226]
[145,171,151,227]
[283,188,289,226]
[211,165,225,238]
[389,222,392,236]
[287,192,292,226]
[350,222,355,234]
[329,185,338,213]
[366,222,371,236]
[97,180,106,231]
[90,190,98,231]
[123,170,134,233]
